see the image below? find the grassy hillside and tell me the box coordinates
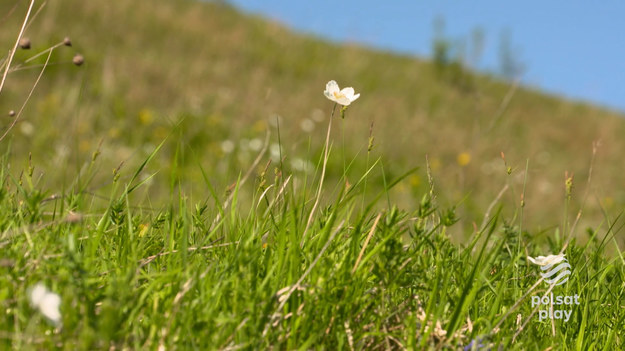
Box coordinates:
[1,0,625,235]
[2,1,625,349]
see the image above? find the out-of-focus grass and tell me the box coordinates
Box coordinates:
[1,0,624,237]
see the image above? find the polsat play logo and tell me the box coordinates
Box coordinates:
[528,253,571,286]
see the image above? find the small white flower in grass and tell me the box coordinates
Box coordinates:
[248,138,263,152]
[270,143,282,161]
[220,140,235,154]
[291,158,314,173]
[20,121,34,136]
[29,283,61,326]
[527,253,565,266]
[311,108,325,122]
[323,80,360,106]
[300,119,315,133]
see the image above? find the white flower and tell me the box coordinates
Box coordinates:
[527,253,565,267]
[220,140,235,154]
[248,138,263,152]
[20,121,34,136]
[299,119,315,133]
[311,108,325,122]
[270,143,282,161]
[323,80,360,106]
[291,158,315,173]
[29,283,62,326]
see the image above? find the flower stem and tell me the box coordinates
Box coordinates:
[301,103,336,247]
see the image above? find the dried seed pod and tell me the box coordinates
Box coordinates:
[72,54,84,66]
[63,37,72,47]
[8,110,16,117]
[19,37,31,49]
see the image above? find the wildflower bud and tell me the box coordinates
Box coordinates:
[19,37,31,49]
[564,172,574,198]
[28,153,34,177]
[91,149,100,163]
[92,139,103,163]
[63,37,72,47]
[113,161,124,182]
[72,54,84,66]
[8,110,16,117]
[368,122,375,152]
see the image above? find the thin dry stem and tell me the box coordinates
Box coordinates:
[301,103,336,247]
[0,0,35,96]
[352,212,382,274]
[0,47,52,142]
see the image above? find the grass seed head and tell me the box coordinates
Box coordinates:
[72,54,85,66]
[63,37,72,46]
[19,37,31,49]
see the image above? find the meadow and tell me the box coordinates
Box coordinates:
[1,0,624,349]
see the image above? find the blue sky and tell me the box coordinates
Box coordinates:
[227,0,625,113]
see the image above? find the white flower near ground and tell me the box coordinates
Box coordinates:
[527,253,565,266]
[248,138,263,152]
[20,121,34,136]
[291,158,315,173]
[323,80,360,106]
[29,283,62,326]
[220,140,235,154]
[311,108,325,122]
[299,119,315,133]
[270,143,282,161]
[269,114,283,127]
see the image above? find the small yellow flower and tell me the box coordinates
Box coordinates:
[324,80,360,106]
[108,127,121,139]
[138,223,149,237]
[253,120,267,132]
[409,175,421,187]
[457,152,471,167]
[138,108,154,126]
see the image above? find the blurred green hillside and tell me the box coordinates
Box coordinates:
[1,0,624,237]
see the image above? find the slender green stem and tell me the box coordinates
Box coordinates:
[300,103,336,246]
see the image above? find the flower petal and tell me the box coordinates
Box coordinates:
[325,80,339,95]
[30,283,47,306]
[350,93,360,102]
[340,87,355,98]
[40,293,61,324]
[527,254,565,266]
[336,95,352,106]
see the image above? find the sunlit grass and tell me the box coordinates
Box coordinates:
[1,1,625,349]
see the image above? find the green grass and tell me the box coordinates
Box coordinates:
[1,121,624,349]
[1,0,624,234]
[1,0,625,349]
